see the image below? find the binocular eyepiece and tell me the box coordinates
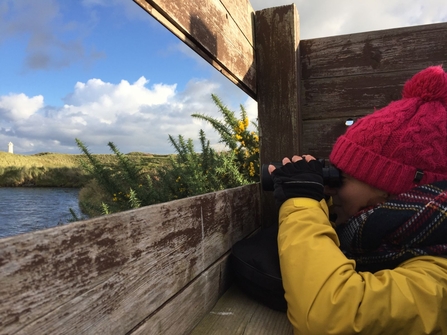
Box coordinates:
[261,159,342,191]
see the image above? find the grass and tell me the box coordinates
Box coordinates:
[0,151,83,168]
[0,151,172,187]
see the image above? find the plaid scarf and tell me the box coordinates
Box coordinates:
[336,180,447,273]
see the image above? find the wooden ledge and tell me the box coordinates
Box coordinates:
[191,285,293,334]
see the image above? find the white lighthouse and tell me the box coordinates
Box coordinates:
[8,142,13,154]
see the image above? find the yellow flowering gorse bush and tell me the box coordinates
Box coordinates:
[76,94,260,217]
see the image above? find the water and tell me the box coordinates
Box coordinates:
[0,187,85,239]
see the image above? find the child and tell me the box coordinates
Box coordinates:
[269,66,447,334]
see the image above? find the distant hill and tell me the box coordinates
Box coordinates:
[0,152,172,187]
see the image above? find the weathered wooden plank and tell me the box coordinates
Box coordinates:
[300,22,447,80]
[190,285,293,334]
[255,4,301,226]
[301,70,411,120]
[301,118,357,159]
[0,184,260,335]
[133,0,256,99]
[300,22,447,159]
[130,253,230,334]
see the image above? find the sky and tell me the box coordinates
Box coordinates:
[1,0,447,155]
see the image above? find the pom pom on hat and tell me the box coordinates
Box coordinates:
[402,66,447,103]
[330,66,447,195]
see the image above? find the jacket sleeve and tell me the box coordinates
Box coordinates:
[278,198,447,335]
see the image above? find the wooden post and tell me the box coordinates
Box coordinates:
[255,5,301,226]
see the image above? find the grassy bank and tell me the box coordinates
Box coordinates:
[0,151,172,187]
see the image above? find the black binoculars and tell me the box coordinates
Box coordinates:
[261,159,342,191]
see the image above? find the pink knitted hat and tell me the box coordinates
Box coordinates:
[329,66,447,195]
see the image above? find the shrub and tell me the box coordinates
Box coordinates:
[76,94,259,217]
[192,94,259,183]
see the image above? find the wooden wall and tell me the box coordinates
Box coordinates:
[299,22,447,158]
[0,184,260,335]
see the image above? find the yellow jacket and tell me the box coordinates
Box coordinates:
[278,198,447,335]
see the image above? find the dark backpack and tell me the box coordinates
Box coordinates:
[230,224,287,312]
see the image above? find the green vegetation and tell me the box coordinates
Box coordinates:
[0,152,85,187]
[0,95,260,219]
[76,94,260,217]
[0,151,171,187]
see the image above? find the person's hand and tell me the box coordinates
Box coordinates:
[268,155,324,206]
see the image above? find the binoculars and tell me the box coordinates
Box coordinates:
[261,159,342,191]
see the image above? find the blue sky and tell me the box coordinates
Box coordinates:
[1,0,447,155]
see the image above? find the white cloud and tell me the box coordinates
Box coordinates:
[0,93,44,121]
[0,75,256,155]
[63,77,177,125]
[243,96,258,125]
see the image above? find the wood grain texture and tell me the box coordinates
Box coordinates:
[133,0,256,98]
[0,184,260,335]
[255,4,301,227]
[300,22,447,80]
[302,118,355,159]
[256,4,301,160]
[130,253,231,334]
[301,71,407,120]
[190,285,293,334]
